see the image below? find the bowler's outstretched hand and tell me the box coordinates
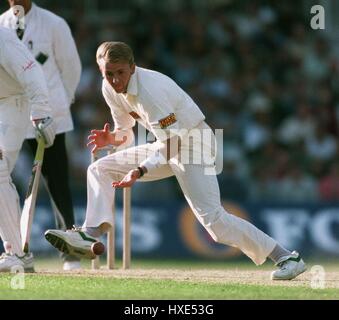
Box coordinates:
[87,123,127,153]
[112,169,140,188]
[87,123,112,153]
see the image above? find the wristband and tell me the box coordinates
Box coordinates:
[137,166,145,178]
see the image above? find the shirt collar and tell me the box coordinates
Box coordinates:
[125,68,138,96]
[24,3,36,23]
[10,2,36,24]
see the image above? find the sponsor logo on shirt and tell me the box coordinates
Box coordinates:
[159,113,177,129]
[129,111,141,119]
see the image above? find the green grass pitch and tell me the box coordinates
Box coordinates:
[0,257,338,300]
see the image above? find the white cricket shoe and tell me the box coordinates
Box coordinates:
[63,260,81,271]
[45,228,105,260]
[271,251,307,280]
[0,252,34,273]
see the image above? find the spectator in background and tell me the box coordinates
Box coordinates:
[249,164,278,202]
[277,163,318,203]
[243,92,273,152]
[219,159,249,202]
[219,145,250,201]
[303,37,331,82]
[277,102,316,146]
[0,1,337,206]
[319,162,339,201]
[305,123,337,162]
[0,0,82,270]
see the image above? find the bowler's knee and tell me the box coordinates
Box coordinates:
[87,157,121,180]
[199,205,229,243]
[87,161,98,177]
[196,205,224,225]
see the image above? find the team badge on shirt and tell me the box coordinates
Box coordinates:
[129,111,141,119]
[159,113,177,129]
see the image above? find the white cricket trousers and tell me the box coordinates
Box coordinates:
[83,123,276,265]
[0,96,30,256]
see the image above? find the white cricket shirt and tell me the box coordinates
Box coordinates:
[102,66,206,142]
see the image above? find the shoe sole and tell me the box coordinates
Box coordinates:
[45,232,103,260]
[271,265,307,280]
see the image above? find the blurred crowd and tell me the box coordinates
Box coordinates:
[6,0,339,203]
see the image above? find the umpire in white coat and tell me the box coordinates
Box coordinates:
[0,26,55,272]
[0,0,82,270]
[45,42,307,280]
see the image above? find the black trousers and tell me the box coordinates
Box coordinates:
[26,133,75,230]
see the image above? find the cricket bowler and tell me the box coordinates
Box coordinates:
[45,41,306,280]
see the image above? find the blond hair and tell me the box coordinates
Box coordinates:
[96,41,134,65]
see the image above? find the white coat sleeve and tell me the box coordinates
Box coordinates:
[0,36,51,120]
[53,18,81,106]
